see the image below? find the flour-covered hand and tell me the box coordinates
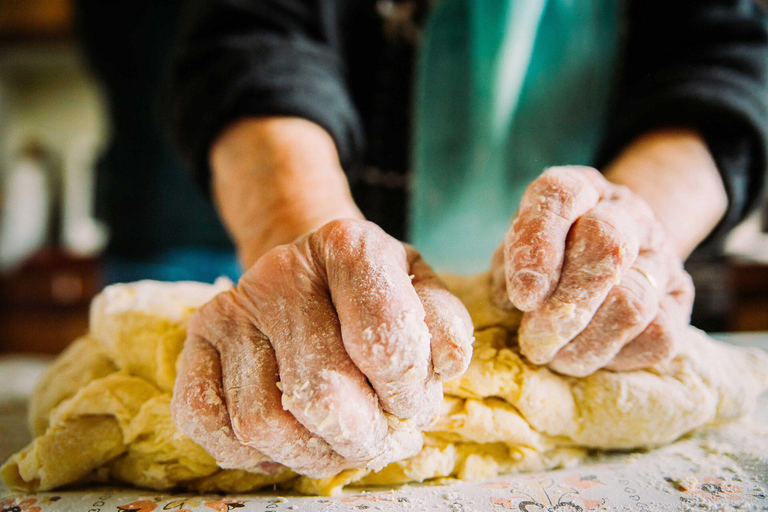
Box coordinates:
[172,219,473,478]
[491,166,694,377]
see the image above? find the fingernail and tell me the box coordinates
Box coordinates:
[510,270,548,310]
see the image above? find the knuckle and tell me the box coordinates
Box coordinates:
[192,294,245,345]
[259,244,300,273]
[191,292,233,326]
[613,284,656,326]
[208,290,237,316]
[599,222,628,253]
[522,167,603,223]
[434,342,472,379]
[321,218,403,265]
[531,171,561,194]
[581,215,631,263]
[230,411,266,445]
[288,383,335,414]
[171,381,216,442]
[528,173,575,215]
[608,183,635,202]
[667,265,695,313]
[242,246,310,302]
[320,218,369,250]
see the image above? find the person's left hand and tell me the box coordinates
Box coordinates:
[491,166,695,377]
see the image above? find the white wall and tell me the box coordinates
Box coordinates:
[0,43,109,258]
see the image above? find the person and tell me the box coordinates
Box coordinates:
[163,1,768,478]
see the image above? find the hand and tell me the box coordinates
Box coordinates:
[172,219,474,478]
[491,166,695,377]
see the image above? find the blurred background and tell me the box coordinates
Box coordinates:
[1,0,106,354]
[0,0,766,356]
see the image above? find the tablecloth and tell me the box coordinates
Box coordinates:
[1,334,766,511]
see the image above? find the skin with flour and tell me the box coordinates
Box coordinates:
[491,130,725,376]
[491,166,694,376]
[172,118,728,476]
[173,220,474,477]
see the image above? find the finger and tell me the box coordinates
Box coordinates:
[605,297,679,371]
[406,245,474,380]
[315,220,441,424]
[519,199,641,365]
[504,166,608,311]
[667,262,695,318]
[199,292,348,478]
[606,263,694,371]
[240,243,423,467]
[606,261,692,371]
[490,244,514,310]
[547,251,668,377]
[171,332,272,473]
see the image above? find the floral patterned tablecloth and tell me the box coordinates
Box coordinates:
[2,334,767,512]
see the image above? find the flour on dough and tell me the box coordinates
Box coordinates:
[3,274,767,496]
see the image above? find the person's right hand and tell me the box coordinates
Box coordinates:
[171,219,474,478]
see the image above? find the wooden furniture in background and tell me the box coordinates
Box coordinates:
[0,0,72,43]
[0,248,100,354]
[730,260,768,331]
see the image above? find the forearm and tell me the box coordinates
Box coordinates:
[210,117,363,267]
[603,129,728,259]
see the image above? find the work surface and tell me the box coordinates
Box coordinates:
[2,333,767,512]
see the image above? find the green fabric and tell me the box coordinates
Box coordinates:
[411,0,622,273]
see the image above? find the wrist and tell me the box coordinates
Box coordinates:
[210,117,363,267]
[238,195,362,267]
[603,129,728,258]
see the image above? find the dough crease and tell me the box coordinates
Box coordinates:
[3,274,767,496]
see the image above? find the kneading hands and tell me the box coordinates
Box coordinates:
[172,121,726,478]
[491,166,694,377]
[172,219,473,478]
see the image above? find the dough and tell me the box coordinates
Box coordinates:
[3,275,767,496]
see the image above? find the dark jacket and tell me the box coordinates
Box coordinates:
[165,0,768,243]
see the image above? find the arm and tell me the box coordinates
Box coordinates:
[165,0,368,262]
[166,0,473,476]
[164,0,365,194]
[210,117,362,267]
[603,129,727,259]
[598,0,768,244]
[495,1,768,377]
[499,132,722,376]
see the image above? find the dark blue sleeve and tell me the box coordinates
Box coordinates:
[598,0,768,244]
[163,0,364,192]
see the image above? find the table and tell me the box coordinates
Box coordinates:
[1,334,767,511]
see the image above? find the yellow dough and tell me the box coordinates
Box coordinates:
[3,274,767,496]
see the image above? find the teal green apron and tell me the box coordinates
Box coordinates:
[410,0,622,273]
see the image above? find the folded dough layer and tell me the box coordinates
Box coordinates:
[3,274,766,496]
